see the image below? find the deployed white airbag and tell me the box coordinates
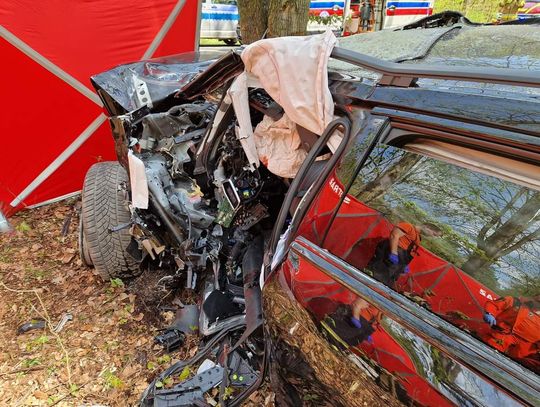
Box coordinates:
[242,30,337,136]
[253,114,307,178]
[228,30,337,178]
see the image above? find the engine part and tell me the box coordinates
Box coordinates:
[145,154,215,237]
[234,203,268,231]
[172,305,200,333]
[203,290,242,324]
[222,179,241,209]
[222,171,261,210]
[215,199,235,228]
[199,280,246,337]
[154,328,185,353]
[153,365,224,406]
[141,103,215,143]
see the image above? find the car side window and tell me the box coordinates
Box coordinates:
[324,141,540,373]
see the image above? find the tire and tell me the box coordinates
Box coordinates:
[224,39,237,46]
[81,161,140,280]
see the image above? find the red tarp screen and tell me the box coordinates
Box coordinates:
[0,0,201,216]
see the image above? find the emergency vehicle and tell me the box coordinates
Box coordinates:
[382,0,434,28]
[200,0,239,44]
[518,0,540,20]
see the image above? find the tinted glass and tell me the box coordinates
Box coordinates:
[325,143,540,373]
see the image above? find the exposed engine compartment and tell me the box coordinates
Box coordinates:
[87,45,340,405]
[107,84,293,405]
[121,95,287,287]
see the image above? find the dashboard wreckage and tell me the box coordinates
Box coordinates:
[84,32,339,406]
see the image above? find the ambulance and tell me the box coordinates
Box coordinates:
[382,0,434,28]
[200,0,240,45]
[517,0,540,20]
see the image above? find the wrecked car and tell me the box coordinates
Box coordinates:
[80,13,540,407]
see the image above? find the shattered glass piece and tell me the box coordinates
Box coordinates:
[329,27,456,79]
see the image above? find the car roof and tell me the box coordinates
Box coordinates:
[331,24,540,73]
[329,24,540,136]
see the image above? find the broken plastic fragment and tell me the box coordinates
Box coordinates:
[128,151,149,209]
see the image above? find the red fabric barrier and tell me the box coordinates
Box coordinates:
[0,0,200,215]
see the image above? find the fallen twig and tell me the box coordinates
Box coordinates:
[0,281,73,387]
[0,366,45,377]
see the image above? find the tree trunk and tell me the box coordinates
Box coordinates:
[267,0,311,38]
[462,192,540,279]
[237,0,268,44]
[460,252,491,278]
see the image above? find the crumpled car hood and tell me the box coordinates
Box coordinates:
[90,50,225,116]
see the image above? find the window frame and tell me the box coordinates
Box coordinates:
[320,123,540,374]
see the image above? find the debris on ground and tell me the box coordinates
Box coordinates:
[0,199,271,406]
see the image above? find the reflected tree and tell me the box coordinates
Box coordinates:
[349,145,540,294]
[461,189,540,290]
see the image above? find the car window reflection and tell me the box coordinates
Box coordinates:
[326,143,540,373]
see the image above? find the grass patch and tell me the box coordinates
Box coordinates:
[200,38,224,46]
[434,0,504,22]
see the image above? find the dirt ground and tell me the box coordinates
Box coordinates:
[0,199,271,406]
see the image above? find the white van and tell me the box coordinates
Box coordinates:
[382,0,435,29]
[200,0,240,45]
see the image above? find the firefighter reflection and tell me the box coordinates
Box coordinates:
[350,297,381,344]
[367,222,443,287]
[483,296,540,370]
[319,297,381,349]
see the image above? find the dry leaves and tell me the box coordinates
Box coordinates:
[0,200,171,405]
[0,199,273,406]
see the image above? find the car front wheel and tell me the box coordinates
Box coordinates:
[80,161,140,280]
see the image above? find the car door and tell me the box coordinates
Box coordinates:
[263,113,540,406]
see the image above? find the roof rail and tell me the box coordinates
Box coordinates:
[331,47,540,88]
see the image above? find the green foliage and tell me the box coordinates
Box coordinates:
[47,395,59,405]
[178,366,191,381]
[26,335,50,351]
[308,13,342,26]
[155,376,173,389]
[16,221,31,232]
[157,354,171,365]
[22,358,41,368]
[103,369,124,389]
[155,375,171,389]
[433,0,524,22]
[110,278,124,288]
[223,386,235,400]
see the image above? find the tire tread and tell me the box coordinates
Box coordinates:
[81,162,139,280]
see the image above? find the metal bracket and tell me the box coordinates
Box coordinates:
[133,74,153,108]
